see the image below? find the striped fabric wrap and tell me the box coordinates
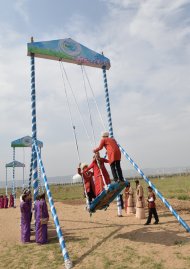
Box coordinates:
[30,55,38,200]
[102,66,113,138]
[118,143,190,232]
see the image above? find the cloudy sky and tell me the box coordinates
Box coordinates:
[0,0,190,183]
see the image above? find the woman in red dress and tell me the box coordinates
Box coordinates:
[78,163,96,202]
[84,152,111,196]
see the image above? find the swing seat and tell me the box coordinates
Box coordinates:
[89,180,129,213]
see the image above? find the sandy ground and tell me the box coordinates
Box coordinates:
[0,199,190,269]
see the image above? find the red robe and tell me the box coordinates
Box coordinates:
[85,158,111,196]
[94,138,121,165]
[78,168,95,195]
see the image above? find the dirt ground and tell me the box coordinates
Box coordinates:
[0,199,190,269]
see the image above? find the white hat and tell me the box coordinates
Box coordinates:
[101,131,109,137]
[80,163,88,170]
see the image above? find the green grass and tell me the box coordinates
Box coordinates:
[0,242,64,269]
[1,174,190,202]
[131,174,190,201]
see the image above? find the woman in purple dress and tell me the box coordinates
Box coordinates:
[35,193,49,244]
[20,193,31,243]
[4,195,9,208]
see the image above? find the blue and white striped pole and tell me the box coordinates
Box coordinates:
[28,151,33,190]
[30,37,38,201]
[118,144,190,232]
[102,65,121,213]
[102,65,113,138]
[34,141,72,269]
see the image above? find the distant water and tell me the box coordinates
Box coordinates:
[1,166,190,188]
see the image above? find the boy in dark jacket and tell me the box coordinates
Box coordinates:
[144,186,159,225]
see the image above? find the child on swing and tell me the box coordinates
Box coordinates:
[84,152,111,196]
[78,163,96,203]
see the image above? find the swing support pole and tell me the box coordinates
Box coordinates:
[102,65,122,213]
[29,39,72,268]
[34,141,73,269]
[30,37,38,201]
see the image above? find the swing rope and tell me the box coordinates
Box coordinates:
[60,62,108,192]
[60,62,94,148]
[83,67,106,131]
[80,65,108,190]
[59,61,91,209]
[81,65,96,146]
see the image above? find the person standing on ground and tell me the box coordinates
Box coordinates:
[35,193,49,244]
[144,186,159,225]
[9,193,14,207]
[125,182,135,214]
[20,193,31,243]
[4,195,9,208]
[93,131,124,182]
[135,180,145,219]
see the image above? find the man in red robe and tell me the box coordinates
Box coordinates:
[93,131,124,182]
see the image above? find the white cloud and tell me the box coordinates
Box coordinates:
[14,0,29,23]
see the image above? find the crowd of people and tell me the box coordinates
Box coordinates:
[20,189,49,244]
[124,179,159,225]
[17,131,158,246]
[0,193,14,208]
[76,131,159,225]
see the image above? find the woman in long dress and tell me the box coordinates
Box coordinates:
[35,193,49,244]
[135,180,145,219]
[20,193,31,243]
[85,152,111,196]
[124,182,135,214]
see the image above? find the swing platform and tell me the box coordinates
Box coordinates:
[89,180,129,213]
